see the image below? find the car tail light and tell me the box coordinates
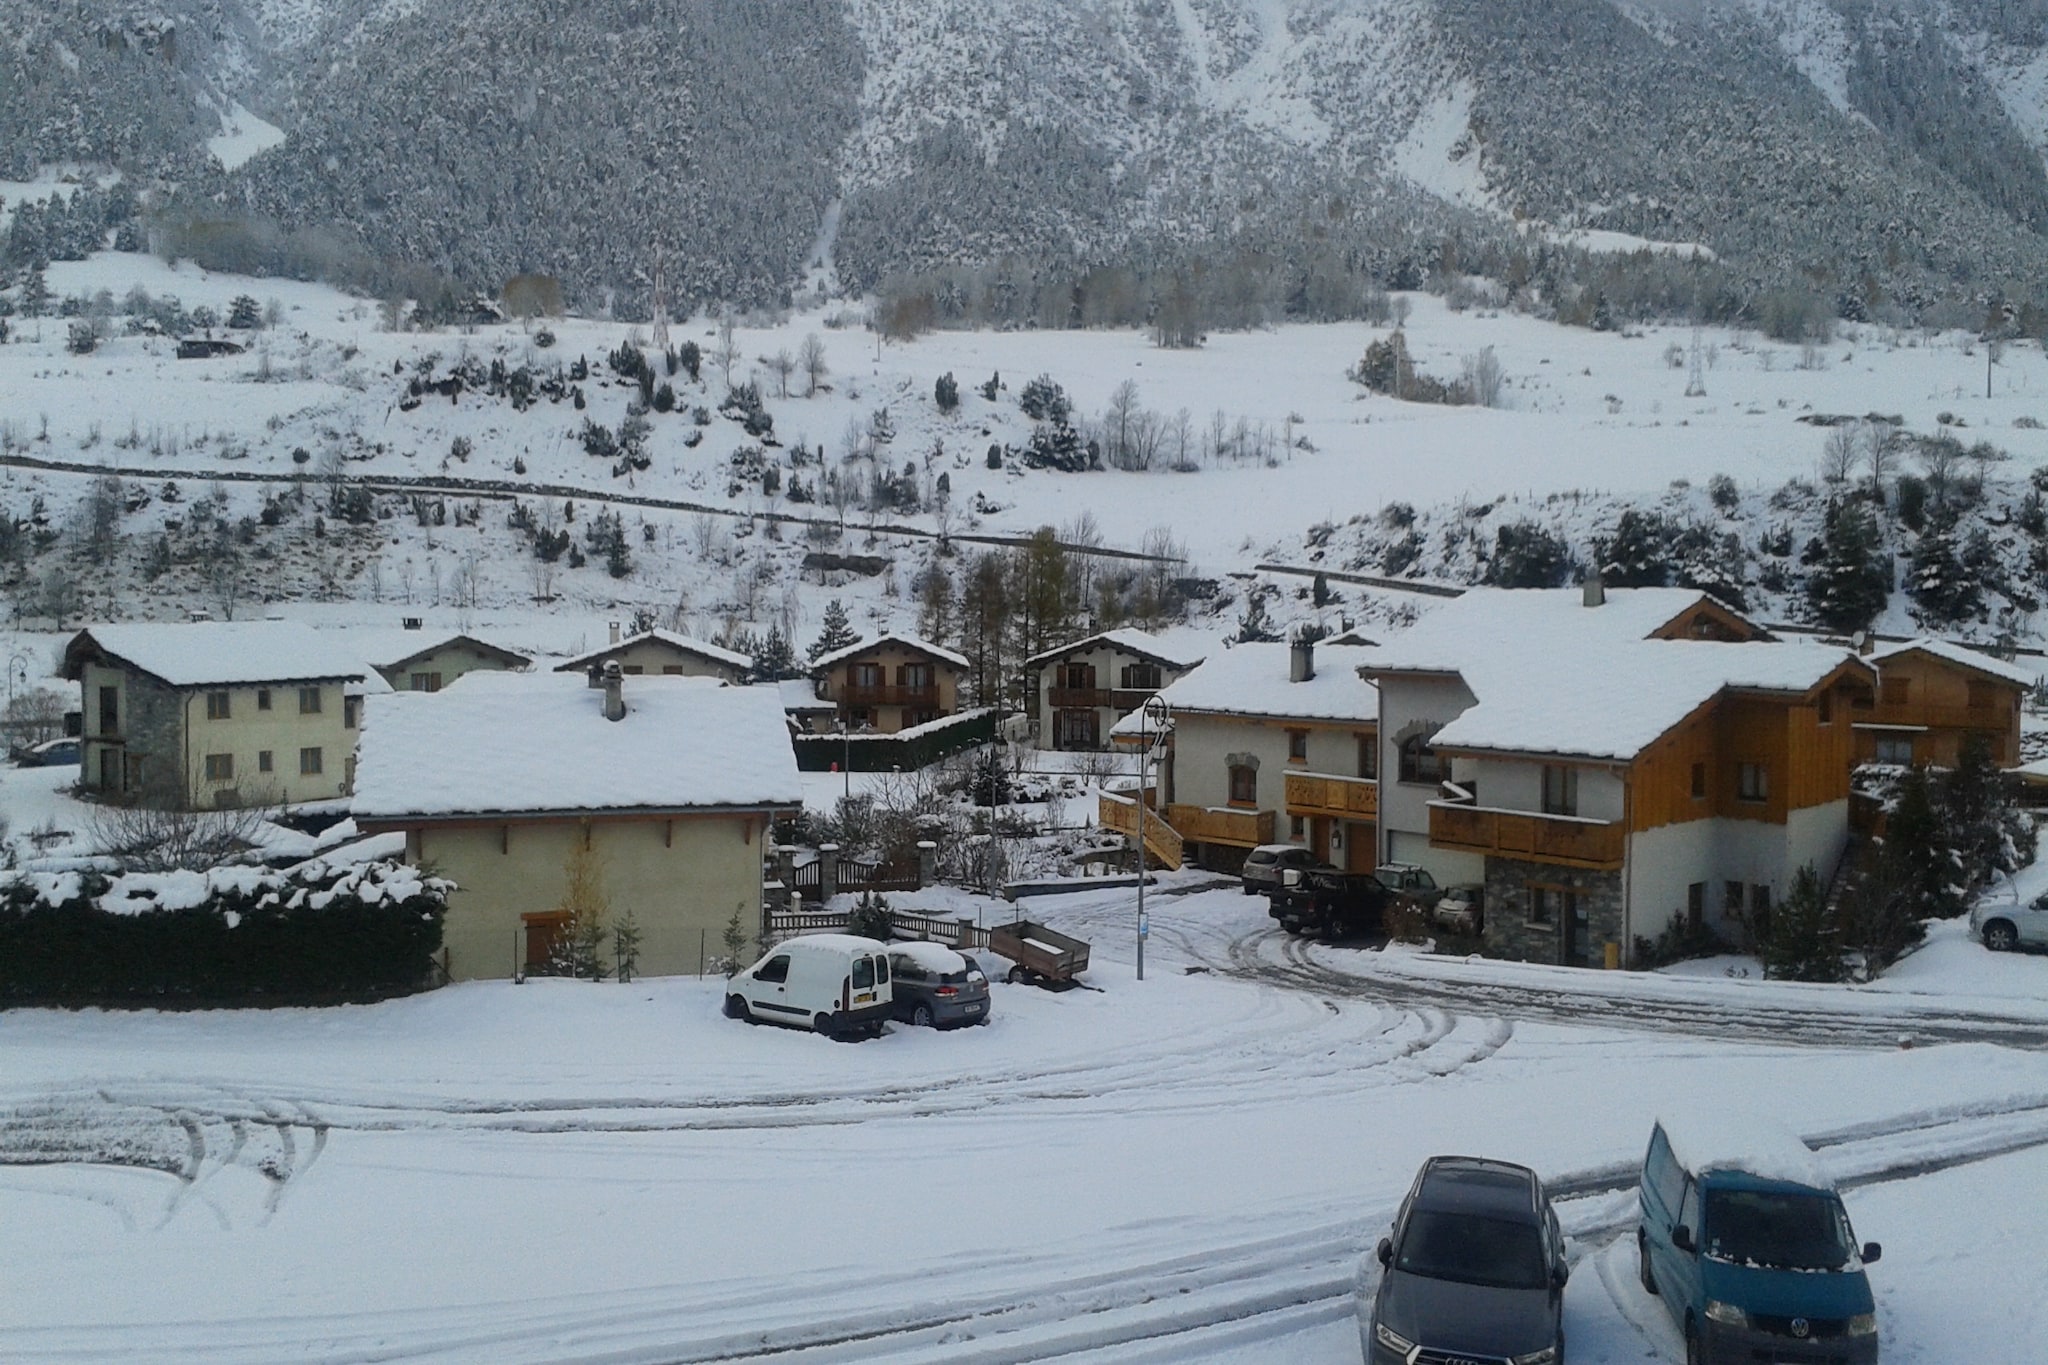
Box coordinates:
[935,986,958,997]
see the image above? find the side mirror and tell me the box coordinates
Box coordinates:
[1672,1225,1696,1254]
[1551,1263,1570,1290]
[1862,1242,1882,1265]
[1376,1237,1394,1267]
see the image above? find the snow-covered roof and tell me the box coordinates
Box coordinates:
[1871,637,2037,688]
[1658,1111,1833,1191]
[1357,588,1862,761]
[778,678,834,711]
[338,627,531,672]
[1111,641,1377,733]
[64,621,371,687]
[352,675,801,822]
[552,628,751,673]
[1024,628,1205,671]
[810,633,970,672]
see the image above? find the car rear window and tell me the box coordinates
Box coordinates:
[852,957,875,990]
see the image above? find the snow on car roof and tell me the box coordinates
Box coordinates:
[1658,1110,1834,1190]
[768,933,891,953]
[352,674,801,821]
[888,940,968,973]
[66,621,372,687]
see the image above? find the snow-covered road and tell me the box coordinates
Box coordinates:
[5,880,2048,1363]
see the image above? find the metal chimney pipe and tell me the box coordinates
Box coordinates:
[1289,637,1315,683]
[602,660,626,722]
[1582,571,1606,608]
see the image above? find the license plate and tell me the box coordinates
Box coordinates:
[965,1003,982,1013]
[854,993,875,1004]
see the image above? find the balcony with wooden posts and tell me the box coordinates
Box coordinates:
[1285,771,1379,822]
[1049,687,1160,713]
[1428,800,1625,871]
[1098,789,1183,869]
[839,683,940,709]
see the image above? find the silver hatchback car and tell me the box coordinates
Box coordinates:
[1972,890,2048,952]
[886,942,992,1028]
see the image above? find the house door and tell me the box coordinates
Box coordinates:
[98,747,118,792]
[1345,823,1377,873]
[523,911,572,973]
[1056,709,1099,750]
[1310,818,1330,865]
[1562,894,1594,968]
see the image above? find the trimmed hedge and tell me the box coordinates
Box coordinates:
[0,861,449,1006]
[793,707,1002,772]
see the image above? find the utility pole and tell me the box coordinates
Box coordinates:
[1134,695,1169,981]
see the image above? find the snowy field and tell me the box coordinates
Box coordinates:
[10,249,2048,651]
[6,880,2048,1363]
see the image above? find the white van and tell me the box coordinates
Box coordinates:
[724,934,894,1040]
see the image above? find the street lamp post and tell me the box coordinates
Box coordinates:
[1135,695,1170,981]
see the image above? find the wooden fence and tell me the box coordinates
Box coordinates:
[765,906,993,950]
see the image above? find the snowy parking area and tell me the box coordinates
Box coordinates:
[6,877,2048,1362]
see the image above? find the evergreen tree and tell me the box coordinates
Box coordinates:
[1906,518,1979,624]
[19,267,47,319]
[847,891,894,941]
[1595,509,1675,587]
[753,624,797,680]
[226,294,262,330]
[958,551,1011,706]
[549,836,611,980]
[917,563,955,645]
[1803,499,1889,632]
[934,371,959,414]
[808,597,859,661]
[1885,763,1965,922]
[1940,731,2036,894]
[720,905,748,977]
[1759,865,1844,982]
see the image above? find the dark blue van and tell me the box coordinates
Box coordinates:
[1638,1116,1881,1364]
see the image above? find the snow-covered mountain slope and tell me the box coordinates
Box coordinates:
[13,0,2048,316]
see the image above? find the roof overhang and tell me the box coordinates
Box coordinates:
[356,801,798,834]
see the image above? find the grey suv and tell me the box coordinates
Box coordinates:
[1362,1156,1569,1365]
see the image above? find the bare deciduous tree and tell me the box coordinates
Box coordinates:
[798,333,828,397]
[1819,424,1859,485]
[770,348,796,399]
[1461,346,1506,409]
[88,800,279,872]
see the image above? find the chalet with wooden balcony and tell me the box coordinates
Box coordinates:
[552,625,751,684]
[1027,628,1203,751]
[1855,638,2030,769]
[1102,635,1378,873]
[1359,582,1873,968]
[810,633,967,735]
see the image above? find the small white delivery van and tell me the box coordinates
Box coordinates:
[724,934,894,1040]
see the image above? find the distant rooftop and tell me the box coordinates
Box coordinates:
[63,621,371,688]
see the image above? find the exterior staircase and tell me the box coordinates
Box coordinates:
[1098,789,1184,870]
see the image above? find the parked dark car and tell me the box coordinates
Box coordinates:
[1269,867,1387,938]
[885,942,992,1028]
[1361,1156,1568,1365]
[13,738,79,767]
[1240,843,1328,895]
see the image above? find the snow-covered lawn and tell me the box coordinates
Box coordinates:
[6,878,2048,1362]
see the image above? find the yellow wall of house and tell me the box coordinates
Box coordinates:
[416,814,765,981]
[185,680,356,805]
[379,642,525,691]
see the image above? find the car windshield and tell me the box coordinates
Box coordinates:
[1395,1211,1548,1290]
[1703,1190,1855,1271]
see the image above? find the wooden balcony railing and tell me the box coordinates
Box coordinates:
[1049,687,1159,712]
[1862,700,2013,732]
[1428,801,1625,871]
[1285,771,1378,822]
[1165,803,1275,849]
[839,684,940,708]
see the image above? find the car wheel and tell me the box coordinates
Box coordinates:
[813,1012,837,1038]
[1638,1233,1658,1296]
[1007,965,1027,984]
[1985,920,2019,952]
[1242,882,1255,895]
[912,1002,936,1028]
[724,994,751,1021]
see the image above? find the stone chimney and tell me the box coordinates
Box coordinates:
[608,620,622,645]
[1582,570,1606,608]
[1289,636,1315,683]
[601,660,626,722]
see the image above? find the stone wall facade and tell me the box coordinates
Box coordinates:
[1481,855,1626,968]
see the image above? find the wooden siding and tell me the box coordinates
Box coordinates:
[1166,803,1275,849]
[1855,650,2022,767]
[1628,686,1857,834]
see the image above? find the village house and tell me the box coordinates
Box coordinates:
[341,622,532,692]
[1102,636,1379,873]
[552,624,751,683]
[1027,628,1203,751]
[810,633,967,734]
[1357,583,1873,967]
[351,669,800,981]
[63,621,378,808]
[1856,637,2030,769]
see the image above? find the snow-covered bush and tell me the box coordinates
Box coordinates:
[0,860,450,1004]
